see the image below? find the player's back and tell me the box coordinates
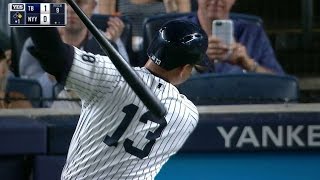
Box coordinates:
[61,58,198,180]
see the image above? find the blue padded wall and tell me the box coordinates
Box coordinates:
[0,156,32,180]
[0,117,46,155]
[33,155,66,180]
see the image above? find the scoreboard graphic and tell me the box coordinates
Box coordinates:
[8,3,67,27]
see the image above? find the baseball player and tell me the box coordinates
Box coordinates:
[28,20,207,179]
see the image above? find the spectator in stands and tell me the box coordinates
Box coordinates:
[58,0,128,60]
[98,0,191,53]
[19,0,128,107]
[0,47,32,109]
[186,0,284,74]
[0,30,14,78]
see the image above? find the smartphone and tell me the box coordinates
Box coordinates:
[212,20,234,46]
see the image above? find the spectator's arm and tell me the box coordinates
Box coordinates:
[229,43,276,74]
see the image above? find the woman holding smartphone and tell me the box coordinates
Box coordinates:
[184,0,284,75]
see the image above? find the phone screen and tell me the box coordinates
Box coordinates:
[212,20,234,46]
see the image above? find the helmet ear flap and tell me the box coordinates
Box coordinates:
[147,20,208,70]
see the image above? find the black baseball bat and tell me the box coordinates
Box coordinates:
[65,0,167,117]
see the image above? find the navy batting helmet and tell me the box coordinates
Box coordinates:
[147,20,208,70]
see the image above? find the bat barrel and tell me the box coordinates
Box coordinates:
[65,0,167,117]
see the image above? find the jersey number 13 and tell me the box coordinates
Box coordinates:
[103,104,167,159]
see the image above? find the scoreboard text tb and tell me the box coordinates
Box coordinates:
[8,3,67,27]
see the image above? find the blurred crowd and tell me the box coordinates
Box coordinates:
[0,0,297,110]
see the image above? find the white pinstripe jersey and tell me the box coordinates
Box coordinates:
[61,47,199,180]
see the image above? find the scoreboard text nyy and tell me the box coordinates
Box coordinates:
[8,3,67,27]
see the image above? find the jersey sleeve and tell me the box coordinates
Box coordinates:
[65,47,121,104]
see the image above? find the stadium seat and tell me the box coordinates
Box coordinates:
[91,14,134,64]
[177,73,299,105]
[6,77,43,107]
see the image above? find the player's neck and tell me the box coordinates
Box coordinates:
[144,60,178,84]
